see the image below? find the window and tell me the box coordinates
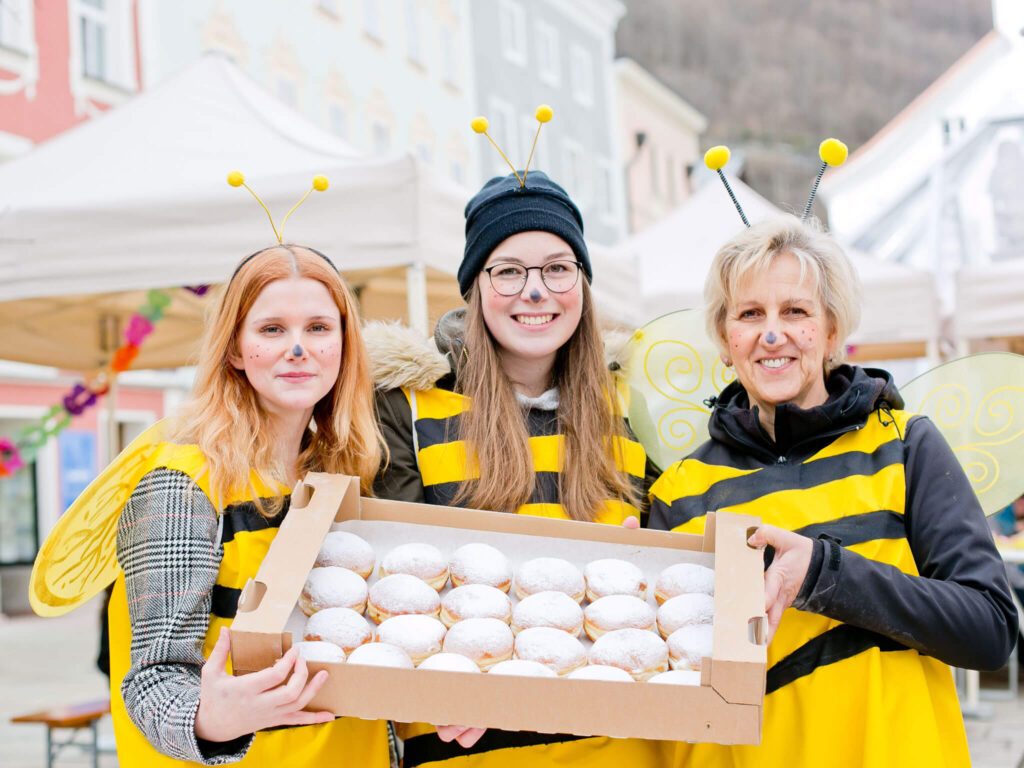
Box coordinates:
[79,0,108,81]
[595,160,615,217]
[569,44,593,107]
[562,139,587,210]
[372,121,391,155]
[450,160,464,184]
[328,103,349,138]
[488,98,516,175]
[649,144,661,197]
[536,21,560,86]
[0,0,31,52]
[499,0,526,66]
[363,0,382,40]
[439,24,458,86]
[405,0,423,65]
[0,462,37,565]
[416,142,433,165]
[520,114,546,172]
[666,154,678,205]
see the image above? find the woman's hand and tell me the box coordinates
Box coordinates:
[194,627,335,743]
[436,725,487,748]
[747,525,814,642]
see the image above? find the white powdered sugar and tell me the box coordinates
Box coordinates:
[584,595,657,638]
[667,624,714,671]
[655,563,715,602]
[368,574,441,619]
[514,558,585,602]
[488,659,557,678]
[316,531,376,578]
[513,626,587,675]
[299,566,368,616]
[511,591,584,636]
[346,642,414,668]
[588,628,668,681]
[584,558,648,600]
[376,614,447,664]
[381,542,448,586]
[293,640,346,663]
[442,584,512,626]
[442,618,514,670]
[649,669,701,685]
[566,664,635,682]
[449,543,512,591]
[418,653,481,673]
[657,593,714,638]
[303,607,373,653]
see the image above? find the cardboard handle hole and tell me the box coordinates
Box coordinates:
[745,526,759,547]
[748,616,767,646]
[237,580,268,613]
[291,482,315,510]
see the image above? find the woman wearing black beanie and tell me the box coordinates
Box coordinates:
[370,168,667,767]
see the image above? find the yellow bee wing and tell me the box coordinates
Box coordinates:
[625,310,733,472]
[900,352,1024,516]
[29,419,170,616]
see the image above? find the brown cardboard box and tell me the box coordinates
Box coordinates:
[230,473,767,744]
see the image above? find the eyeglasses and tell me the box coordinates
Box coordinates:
[482,260,583,296]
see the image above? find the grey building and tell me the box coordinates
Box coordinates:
[467,0,627,244]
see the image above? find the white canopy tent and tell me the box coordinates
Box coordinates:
[955,259,1024,346]
[0,53,471,369]
[621,178,941,360]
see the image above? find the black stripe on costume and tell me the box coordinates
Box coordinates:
[415,415,462,451]
[424,482,462,507]
[795,510,906,546]
[529,471,561,504]
[766,624,909,694]
[219,498,289,544]
[402,730,588,767]
[663,439,905,525]
[211,585,241,619]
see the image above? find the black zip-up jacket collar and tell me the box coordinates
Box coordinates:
[708,365,903,462]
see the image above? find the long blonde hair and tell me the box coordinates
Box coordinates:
[173,245,384,512]
[453,280,638,521]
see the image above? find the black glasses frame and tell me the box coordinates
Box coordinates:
[482,260,583,296]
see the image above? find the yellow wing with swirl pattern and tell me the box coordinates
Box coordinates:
[624,310,732,472]
[28,419,170,616]
[900,352,1024,516]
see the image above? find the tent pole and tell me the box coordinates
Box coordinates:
[406,261,428,335]
[104,375,119,467]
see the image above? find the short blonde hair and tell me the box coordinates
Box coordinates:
[704,215,861,372]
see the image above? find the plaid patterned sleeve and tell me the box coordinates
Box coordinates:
[117,467,254,764]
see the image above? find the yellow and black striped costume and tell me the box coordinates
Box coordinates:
[648,366,1017,768]
[374,378,670,767]
[110,442,390,767]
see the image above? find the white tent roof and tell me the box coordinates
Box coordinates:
[956,259,1024,340]
[622,177,939,346]
[0,53,469,305]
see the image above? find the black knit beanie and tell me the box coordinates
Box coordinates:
[459,171,591,297]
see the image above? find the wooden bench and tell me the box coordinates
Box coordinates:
[11,699,111,768]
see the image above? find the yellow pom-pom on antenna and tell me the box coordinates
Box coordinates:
[312,175,329,191]
[704,146,731,171]
[535,104,553,123]
[819,138,848,167]
[470,116,489,134]
[227,170,245,187]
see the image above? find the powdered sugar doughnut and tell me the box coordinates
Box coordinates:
[380,543,449,590]
[450,543,512,592]
[299,566,368,616]
[488,659,556,678]
[567,665,635,682]
[588,628,668,681]
[294,641,346,664]
[584,558,647,601]
[667,624,714,671]
[441,584,512,628]
[654,563,715,605]
[418,653,481,673]
[657,593,714,639]
[367,574,441,624]
[514,558,585,603]
[583,595,657,641]
[511,591,584,637]
[513,626,587,676]
[376,614,447,666]
[303,607,372,654]
[316,531,375,579]
[346,642,414,669]
[649,669,701,685]
[442,618,514,671]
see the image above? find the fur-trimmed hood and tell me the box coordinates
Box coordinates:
[364,310,633,392]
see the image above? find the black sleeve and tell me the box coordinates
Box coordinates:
[794,415,1019,670]
[373,387,425,503]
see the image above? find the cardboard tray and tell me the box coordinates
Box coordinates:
[230,473,767,744]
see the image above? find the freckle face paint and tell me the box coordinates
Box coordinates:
[291,344,304,357]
